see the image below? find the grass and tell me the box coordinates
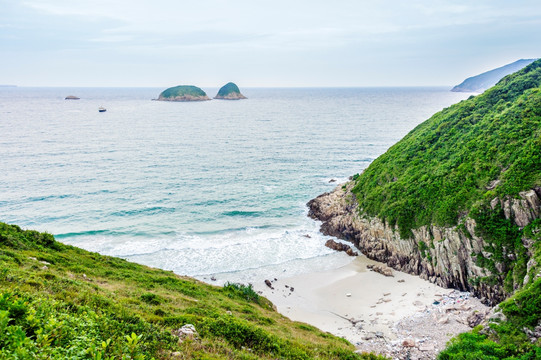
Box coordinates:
[0,222,387,359]
[438,278,541,359]
[352,59,541,239]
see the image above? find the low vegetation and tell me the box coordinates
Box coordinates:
[347,60,541,358]
[352,59,541,239]
[0,222,386,359]
[158,85,208,99]
[351,59,541,294]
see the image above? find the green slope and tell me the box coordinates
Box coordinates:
[352,59,541,240]
[0,222,385,360]
[348,59,541,359]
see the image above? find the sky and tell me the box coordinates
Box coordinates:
[1,0,540,87]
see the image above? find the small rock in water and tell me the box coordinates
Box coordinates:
[210,276,216,281]
[398,279,405,283]
[329,179,337,183]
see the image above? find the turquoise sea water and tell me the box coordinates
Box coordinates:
[0,87,469,283]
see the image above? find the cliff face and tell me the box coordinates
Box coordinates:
[308,182,541,305]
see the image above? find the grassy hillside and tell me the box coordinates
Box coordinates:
[352,59,541,240]
[348,59,541,359]
[0,222,384,359]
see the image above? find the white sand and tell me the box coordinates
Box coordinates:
[254,255,465,345]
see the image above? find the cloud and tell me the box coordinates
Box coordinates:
[2,0,540,86]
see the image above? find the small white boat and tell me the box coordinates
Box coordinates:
[98,107,106,112]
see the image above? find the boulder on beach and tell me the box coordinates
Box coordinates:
[214,82,247,100]
[157,85,210,102]
[325,239,357,256]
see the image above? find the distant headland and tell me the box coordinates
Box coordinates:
[451,58,537,93]
[214,82,247,100]
[157,85,210,102]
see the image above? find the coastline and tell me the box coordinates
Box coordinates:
[254,255,489,359]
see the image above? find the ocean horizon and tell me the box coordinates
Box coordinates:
[0,86,471,284]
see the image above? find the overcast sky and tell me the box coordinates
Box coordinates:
[1,0,540,87]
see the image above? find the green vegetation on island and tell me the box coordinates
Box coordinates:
[0,222,386,360]
[451,59,537,93]
[214,83,247,100]
[157,85,210,102]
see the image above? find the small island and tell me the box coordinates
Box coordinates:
[65,95,80,100]
[157,85,210,101]
[214,82,247,100]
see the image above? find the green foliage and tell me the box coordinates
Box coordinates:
[223,282,262,304]
[216,82,242,97]
[351,60,541,239]
[438,329,522,360]
[159,85,207,99]
[440,278,541,359]
[0,222,59,250]
[0,222,382,359]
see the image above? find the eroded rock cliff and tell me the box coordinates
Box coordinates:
[308,182,541,305]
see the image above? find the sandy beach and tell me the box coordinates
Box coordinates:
[255,254,489,359]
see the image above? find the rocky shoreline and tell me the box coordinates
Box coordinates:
[307,181,541,305]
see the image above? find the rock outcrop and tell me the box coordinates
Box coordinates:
[157,85,210,101]
[324,239,357,256]
[308,182,541,305]
[214,82,247,100]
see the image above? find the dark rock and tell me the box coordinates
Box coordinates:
[264,280,274,289]
[467,311,487,327]
[325,239,357,256]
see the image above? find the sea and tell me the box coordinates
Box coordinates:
[0,87,469,285]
